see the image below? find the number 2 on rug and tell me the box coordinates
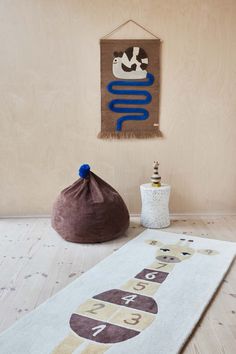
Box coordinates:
[86,303,105,314]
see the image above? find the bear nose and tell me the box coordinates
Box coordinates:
[156,255,181,263]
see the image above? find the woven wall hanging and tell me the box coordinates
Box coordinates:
[98,20,162,139]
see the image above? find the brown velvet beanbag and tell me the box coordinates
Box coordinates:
[51,164,129,243]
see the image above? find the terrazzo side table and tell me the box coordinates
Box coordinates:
[140,183,171,228]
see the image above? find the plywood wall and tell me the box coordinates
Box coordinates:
[0,0,236,216]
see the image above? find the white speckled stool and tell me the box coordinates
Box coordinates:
[140,184,171,228]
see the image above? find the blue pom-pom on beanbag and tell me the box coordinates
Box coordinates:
[78,164,90,179]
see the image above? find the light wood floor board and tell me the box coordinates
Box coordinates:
[0,216,235,353]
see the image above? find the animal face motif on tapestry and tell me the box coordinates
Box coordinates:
[112,47,148,80]
[52,238,218,354]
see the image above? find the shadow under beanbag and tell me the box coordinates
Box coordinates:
[51,165,129,243]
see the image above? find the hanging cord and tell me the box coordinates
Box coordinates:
[101,19,161,40]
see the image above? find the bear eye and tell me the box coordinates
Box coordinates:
[160,248,170,252]
[181,252,190,256]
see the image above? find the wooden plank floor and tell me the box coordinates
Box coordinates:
[0,216,235,353]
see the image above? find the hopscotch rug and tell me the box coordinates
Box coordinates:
[0,230,235,354]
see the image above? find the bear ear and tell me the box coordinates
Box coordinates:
[118,51,123,57]
[113,51,119,57]
[145,240,163,247]
[197,249,219,256]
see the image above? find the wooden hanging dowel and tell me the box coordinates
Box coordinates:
[101,19,162,40]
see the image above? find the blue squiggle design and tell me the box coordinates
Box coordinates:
[107,73,154,131]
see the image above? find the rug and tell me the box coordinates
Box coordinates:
[0,230,235,354]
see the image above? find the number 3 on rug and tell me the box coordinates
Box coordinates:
[110,308,155,331]
[124,313,142,325]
